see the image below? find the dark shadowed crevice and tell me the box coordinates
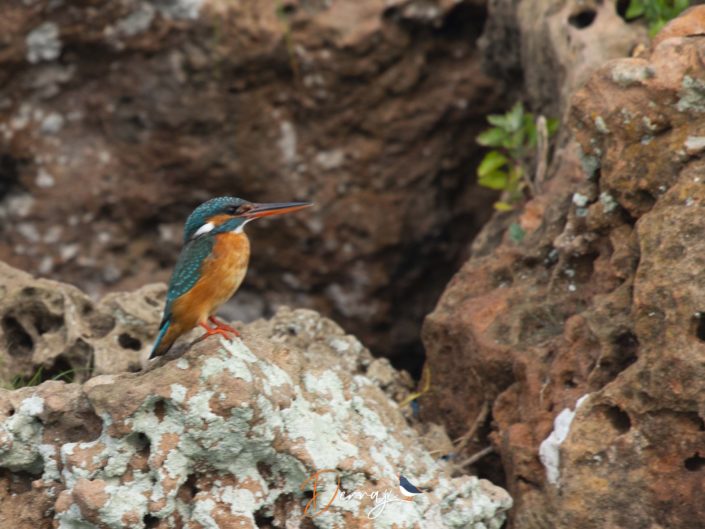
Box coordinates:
[684,453,705,471]
[2,315,34,357]
[603,405,631,434]
[0,154,20,201]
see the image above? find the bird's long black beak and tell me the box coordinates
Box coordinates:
[243,201,313,219]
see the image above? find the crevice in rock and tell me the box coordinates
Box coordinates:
[691,312,705,342]
[474,409,507,488]
[1,315,34,357]
[0,154,21,201]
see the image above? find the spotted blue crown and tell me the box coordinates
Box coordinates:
[182,197,247,242]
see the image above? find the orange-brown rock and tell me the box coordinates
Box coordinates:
[422,7,705,529]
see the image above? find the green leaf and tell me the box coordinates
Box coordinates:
[625,0,644,19]
[509,222,526,243]
[493,201,514,211]
[546,117,560,136]
[487,114,509,129]
[504,128,526,152]
[506,102,524,132]
[477,127,507,147]
[648,19,666,36]
[479,169,509,190]
[478,151,508,177]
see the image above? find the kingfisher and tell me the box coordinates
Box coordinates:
[149,196,312,359]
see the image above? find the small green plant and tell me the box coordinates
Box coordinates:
[625,0,690,36]
[476,102,558,211]
[4,366,87,390]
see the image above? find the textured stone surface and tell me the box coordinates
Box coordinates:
[0,0,501,365]
[0,307,512,529]
[480,0,647,115]
[421,8,705,529]
[0,261,165,384]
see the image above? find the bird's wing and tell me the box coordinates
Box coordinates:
[161,235,216,323]
[399,475,423,493]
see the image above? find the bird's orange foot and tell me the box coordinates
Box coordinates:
[197,321,239,343]
[207,316,241,337]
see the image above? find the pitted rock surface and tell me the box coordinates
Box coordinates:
[0,308,511,529]
[422,7,705,529]
[0,261,165,383]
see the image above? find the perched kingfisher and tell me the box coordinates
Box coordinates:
[149,196,312,359]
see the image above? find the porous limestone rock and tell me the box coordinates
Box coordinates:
[0,261,165,384]
[422,7,705,529]
[0,0,502,365]
[0,307,512,529]
[480,0,648,116]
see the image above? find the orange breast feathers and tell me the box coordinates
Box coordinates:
[170,232,251,329]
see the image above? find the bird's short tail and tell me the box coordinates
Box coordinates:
[150,320,175,359]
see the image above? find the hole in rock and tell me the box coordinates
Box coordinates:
[254,508,275,528]
[154,400,166,422]
[43,357,75,383]
[128,432,151,459]
[143,514,159,528]
[692,413,705,432]
[184,473,199,498]
[616,0,632,20]
[2,316,34,357]
[438,1,487,39]
[604,405,631,434]
[601,331,639,380]
[30,305,64,335]
[279,2,296,16]
[118,333,142,351]
[633,189,656,211]
[692,312,705,342]
[0,154,20,200]
[685,453,705,471]
[568,9,597,28]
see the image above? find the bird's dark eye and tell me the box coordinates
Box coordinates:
[227,203,254,215]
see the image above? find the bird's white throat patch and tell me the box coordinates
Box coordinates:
[232,219,252,233]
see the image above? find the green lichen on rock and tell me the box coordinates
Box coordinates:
[677,75,705,113]
[0,308,512,528]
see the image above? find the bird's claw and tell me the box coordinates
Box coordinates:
[197,320,240,344]
[207,316,241,337]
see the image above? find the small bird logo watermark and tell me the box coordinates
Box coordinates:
[398,474,426,501]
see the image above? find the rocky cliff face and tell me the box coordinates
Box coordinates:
[0,0,502,367]
[0,298,512,529]
[422,6,705,529]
